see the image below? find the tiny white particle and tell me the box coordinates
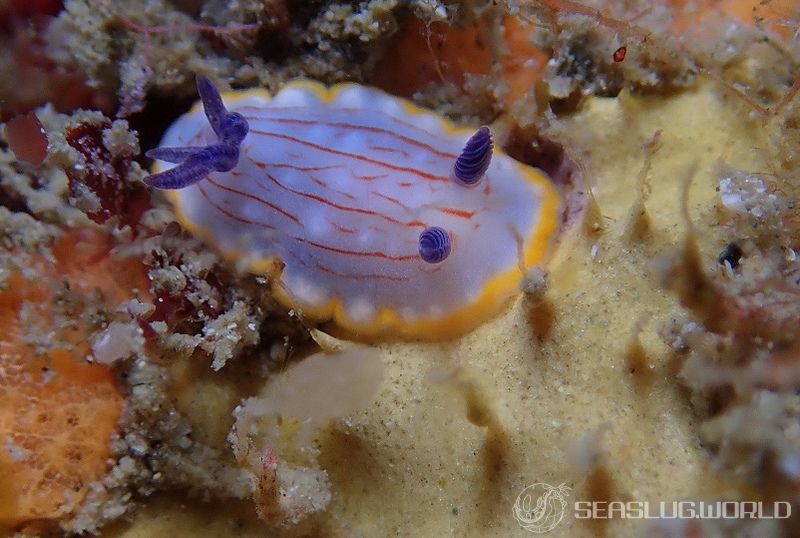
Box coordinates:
[591,244,599,259]
[92,321,141,364]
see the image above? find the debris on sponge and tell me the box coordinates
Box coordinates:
[230,346,383,524]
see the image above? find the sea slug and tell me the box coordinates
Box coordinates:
[146,77,560,339]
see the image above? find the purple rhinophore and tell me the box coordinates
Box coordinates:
[452,126,493,187]
[418,226,451,264]
[143,75,249,190]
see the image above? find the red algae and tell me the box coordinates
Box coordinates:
[64,120,151,229]
[144,249,223,335]
[4,111,48,166]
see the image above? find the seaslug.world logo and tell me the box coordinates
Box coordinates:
[512,482,571,534]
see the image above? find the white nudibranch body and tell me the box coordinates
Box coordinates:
[152,80,560,338]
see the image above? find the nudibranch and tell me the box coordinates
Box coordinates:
[146,76,560,339]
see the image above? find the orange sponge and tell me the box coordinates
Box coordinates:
[0,229,147,528]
